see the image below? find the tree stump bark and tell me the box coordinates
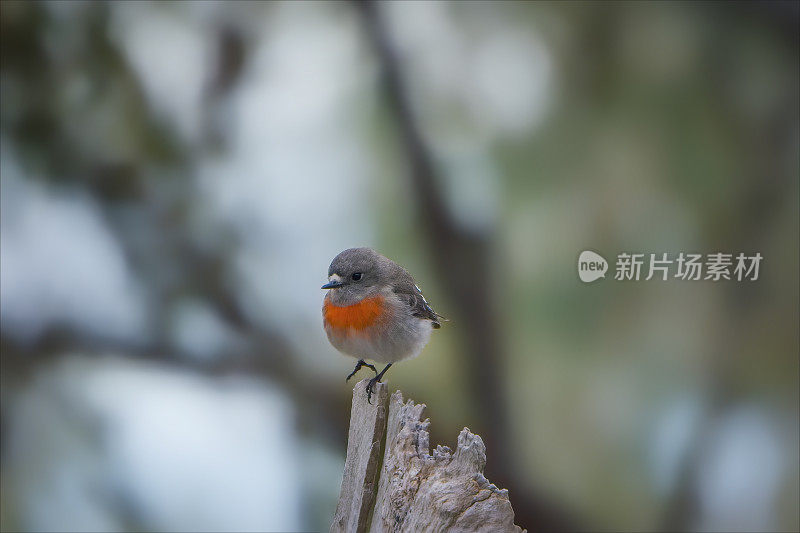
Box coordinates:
[331,380,390,533]
[332,380,524,533]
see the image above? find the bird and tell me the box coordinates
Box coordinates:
[322,247,445,402]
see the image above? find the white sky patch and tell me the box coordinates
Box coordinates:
[436,142,500,233]
[385,2,553,141]
[169,298,241,361]
[468,31,552,137]
[384,1,463,98]
[694,406,786,532]
[111,3,210,143]
[3,355,302,532]
[649,394,703,493]
[0,147,148,345]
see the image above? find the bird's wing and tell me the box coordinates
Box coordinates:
[392,275,445,329]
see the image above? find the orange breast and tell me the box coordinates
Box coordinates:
[323,295,386,332]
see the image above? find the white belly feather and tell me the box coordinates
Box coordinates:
[325,312,433,364]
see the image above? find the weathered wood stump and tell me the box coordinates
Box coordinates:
[332,379,524,533]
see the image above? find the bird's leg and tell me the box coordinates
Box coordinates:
[346,359,377,382]
[366,363,392,404]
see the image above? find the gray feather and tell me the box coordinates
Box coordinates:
[391,274,443,328]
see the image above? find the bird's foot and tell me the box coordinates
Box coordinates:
[366,363,392,404]
[346,359,377,382]
[366,375,381,404]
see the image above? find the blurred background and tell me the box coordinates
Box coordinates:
[1,1,798,532]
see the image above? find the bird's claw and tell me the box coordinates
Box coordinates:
[346,360,377,382]
[366,376,382,404]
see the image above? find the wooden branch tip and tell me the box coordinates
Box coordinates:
[332,383,524,533]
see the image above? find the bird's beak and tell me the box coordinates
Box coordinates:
[321,280,342,289]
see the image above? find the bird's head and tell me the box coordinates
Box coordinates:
[322,247,392,305]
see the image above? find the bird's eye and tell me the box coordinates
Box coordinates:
[351,272,362,281]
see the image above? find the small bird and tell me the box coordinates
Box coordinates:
[322,247,444,402]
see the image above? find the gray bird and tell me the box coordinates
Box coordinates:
[321,247,444,402]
